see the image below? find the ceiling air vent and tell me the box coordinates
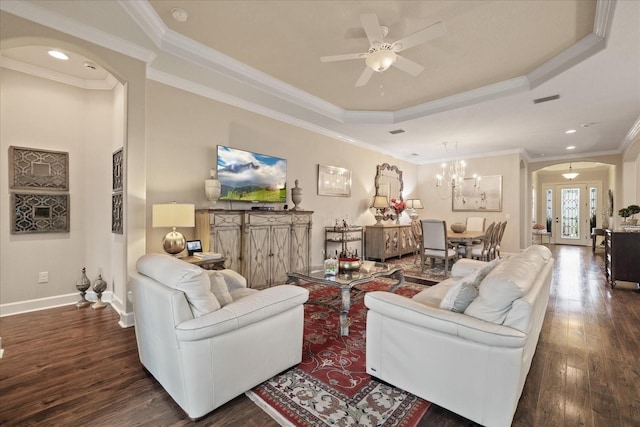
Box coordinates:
[533,94,560,104]
[389,129,405,135]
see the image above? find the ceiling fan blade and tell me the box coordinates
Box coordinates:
[393,21,446,52]
[355,67,374,87]
[320,53,366,63]
[393,55,424,76]
[360,13,384,45]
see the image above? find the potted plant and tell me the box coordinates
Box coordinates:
[618,204,640,225]
[626,204,640,225]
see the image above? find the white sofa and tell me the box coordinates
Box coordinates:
[129,254,309,419]
[365,245,553,427]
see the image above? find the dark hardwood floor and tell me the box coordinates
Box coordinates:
[1,245,638,426]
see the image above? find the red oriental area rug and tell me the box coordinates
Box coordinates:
[247,279,431,426]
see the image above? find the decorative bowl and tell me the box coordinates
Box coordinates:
[450,223,466,233]
[339,257,361,271]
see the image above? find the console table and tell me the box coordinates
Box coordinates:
[365,224,414,262]
[604,229,640,288]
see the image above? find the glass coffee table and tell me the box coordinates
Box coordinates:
[287,262,404,336]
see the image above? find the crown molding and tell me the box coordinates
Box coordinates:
[117,0,165,48]
[594,0,616,38]
[526,149,622,163]
[0,0,156,63]
[146,68,402,161]
[1,55,117,90]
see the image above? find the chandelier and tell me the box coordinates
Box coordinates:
[435,142,478,199]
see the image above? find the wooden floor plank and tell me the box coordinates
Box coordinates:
[1,245,638,426]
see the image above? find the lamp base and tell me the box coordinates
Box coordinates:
[163,230,186,255]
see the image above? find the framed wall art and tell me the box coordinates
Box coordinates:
[10,193,70,234]
[317,165,352,197]
[452,174,503,212]
[8,146,69,191]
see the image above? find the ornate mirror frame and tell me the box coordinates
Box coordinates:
[374,163,404,202]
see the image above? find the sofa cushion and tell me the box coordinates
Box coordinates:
[439,275,478,312]
[524,244,552,261]
[230,287,259,301]
[464,252,543,324]
[216,269,247,291]
[412,278,456,307]
[207,271,234,307]
[136,254,220,317]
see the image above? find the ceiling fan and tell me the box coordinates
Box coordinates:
[321,13,446,87]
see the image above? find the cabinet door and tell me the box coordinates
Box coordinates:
[214,227,241,272]
[247,226,270,289]
[270,225,291,285]
[384,228,399,259]
[291,224,310,274]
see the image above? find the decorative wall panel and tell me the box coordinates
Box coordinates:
[9,146,69,191]
[11,193,70,234]
[112,192,123,234]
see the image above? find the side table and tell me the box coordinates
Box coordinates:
[591,228,605,252]
[180,256,226,270]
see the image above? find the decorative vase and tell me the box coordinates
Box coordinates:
[204,168,221,208]
[395,212,402,224]
[291,179,303,210]
[450,223,466,233]
[601,215,609,229]
[92,274,107,310]
[75,267,91,308]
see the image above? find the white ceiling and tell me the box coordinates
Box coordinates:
[1,0,638,164]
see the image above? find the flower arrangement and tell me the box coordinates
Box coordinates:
[532,223,546,231]
[390,198,406,215]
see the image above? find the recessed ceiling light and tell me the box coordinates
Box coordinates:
[565,129,576,134]
[566,146,576,150]
[48,50,69,60]
[171,7,188,22]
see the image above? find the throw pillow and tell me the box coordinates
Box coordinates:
[439,274,479,313]
[216,269,247,291]
[207,271,233,307]
[136,254,220,317]
[469,257,502,287]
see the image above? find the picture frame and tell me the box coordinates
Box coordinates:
[8,146,69,191]
[452,174,503,212]
[10,193,70,234]
[317,164,351,197]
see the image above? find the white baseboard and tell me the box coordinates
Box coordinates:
[0,291,134,325]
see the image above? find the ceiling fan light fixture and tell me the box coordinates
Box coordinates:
[366,49,397,72]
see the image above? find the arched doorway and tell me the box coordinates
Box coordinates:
[532,161,614,246]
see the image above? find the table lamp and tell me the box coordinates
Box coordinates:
[405,199,424,220]
[371,196,390,225]
[152,202,195,255]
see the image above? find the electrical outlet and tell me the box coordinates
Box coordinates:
[38,272,48,283]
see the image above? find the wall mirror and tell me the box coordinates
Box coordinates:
[374,163,404,202]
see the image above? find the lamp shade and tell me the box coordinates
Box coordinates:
[371,196,390,209]
[152,203,195,228]
[405,199,424,209]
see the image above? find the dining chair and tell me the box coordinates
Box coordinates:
[487,221,503,260]
[467,221,495,261]
[420,219,458,274]
[495,221,507,258]
[466,217,486,232]
[410,219,423,265]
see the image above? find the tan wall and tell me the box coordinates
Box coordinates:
[145,80,418,265]
[417,152,522,253]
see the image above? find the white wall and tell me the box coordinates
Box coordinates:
[0,69,114,307]
[145,80,418,266]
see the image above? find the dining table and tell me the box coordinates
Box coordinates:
[447,230,485,258]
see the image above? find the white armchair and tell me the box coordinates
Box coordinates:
[129,254,309,419]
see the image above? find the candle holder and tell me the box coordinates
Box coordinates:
[75,267,91,308]
[92,274,107,309]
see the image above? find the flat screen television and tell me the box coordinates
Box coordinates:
[217,145,287,203]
